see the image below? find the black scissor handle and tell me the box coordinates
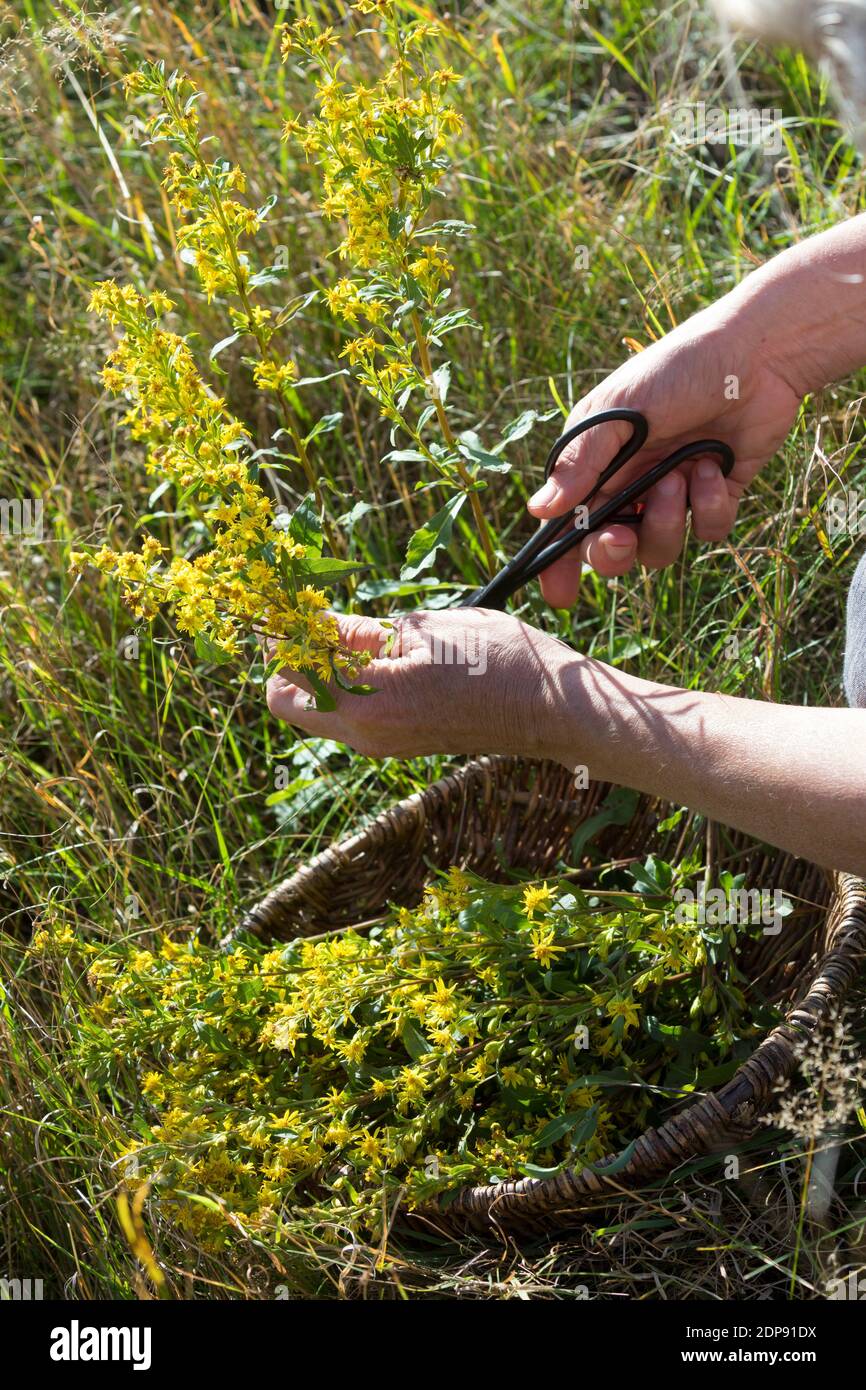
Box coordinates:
[544,407,649,486]
[463,408,734,610]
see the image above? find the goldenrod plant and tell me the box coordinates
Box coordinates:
[45,860,768,1246]
[3,0,865,1302]
[282,2,542,581]
[71,64,367,701]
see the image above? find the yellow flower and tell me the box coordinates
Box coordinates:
[253,359,299,394]
[604,995,641,1033]
[522,883,554,918]
[357,1131,383,1163]
[528,925,566,968]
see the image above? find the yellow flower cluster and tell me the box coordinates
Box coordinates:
[119,61,324,500]
[62,864,766,1247]
[281,4,464,431]
[72,282,357,678]
[124,65,267,309]
[281,3,498,573]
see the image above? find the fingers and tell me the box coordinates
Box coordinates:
[535,457,737,603]
[527,416,636,518]
[335,612,390,658]
[538,524,638,607]
[583,525,639,577]
[636,468,688,569]
[688,457,736,542]
[539,551,582,609]
[268,612,387,695]
[267,611,390,730]
[266,677,330,728]
[268,612,388,665]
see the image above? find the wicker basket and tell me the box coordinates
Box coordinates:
[238,756,866,1236]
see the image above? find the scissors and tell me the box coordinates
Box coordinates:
[462,408,735,610]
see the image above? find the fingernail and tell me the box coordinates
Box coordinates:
[696,459,718,481]
[605,536,634,555]
[529,480,557,508]
[657,471,681,496]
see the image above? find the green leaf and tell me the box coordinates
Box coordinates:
[417,219,475,238]
[288,495,323,555]
[209,332,240,360]
[331,664,378,696]
[293,368,350,389]
[571,786,640,859]
[644,1015,710,1055]
[533,1106,598,1152]
[383,448,428,465]
[355,577,447,601]
[300,667,336,713]
[457,438,511,474]
[297,557,366,587]
[193,1019,233,1052]
[339,501,376,533]
[303,412,343,446]
[401,492,466,580]
[519,1161,567,1179]
[603,633,661,665]
[628,857,670,895]
[247,267,285,290]
[565,1070,631,1092]
[584,23,651,97]
[265,776,316,807]
[400,1019,430,1061]
[499,407,558,447]
[194,633,233,666]
[431,361,451,404]
[644,855,673,890]
[585,1137,640,1178]
[430,308,480,339]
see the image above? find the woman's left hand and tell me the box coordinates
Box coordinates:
[266,607,581,765]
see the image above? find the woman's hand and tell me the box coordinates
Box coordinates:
[529,302,802,607]
[267,607,581,764]
[267,603,866,876]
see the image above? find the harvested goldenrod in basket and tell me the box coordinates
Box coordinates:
[55,860,781,1246]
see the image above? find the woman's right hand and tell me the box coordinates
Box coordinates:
[528,300,803,608]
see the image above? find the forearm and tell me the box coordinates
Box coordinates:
[550,656,866,875]
[722,212,866,397]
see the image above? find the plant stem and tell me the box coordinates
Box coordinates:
[410,309,495,577]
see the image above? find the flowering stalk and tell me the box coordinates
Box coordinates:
[281,3,497,578]
[125,62,330,519]
[72,281,363,689]
[72,66,370,694]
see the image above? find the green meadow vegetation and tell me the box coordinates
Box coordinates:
[1,0,865,1299]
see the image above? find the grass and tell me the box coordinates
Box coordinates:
[0,0,865,1299]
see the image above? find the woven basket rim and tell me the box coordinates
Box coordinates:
[238,755,866,1235]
